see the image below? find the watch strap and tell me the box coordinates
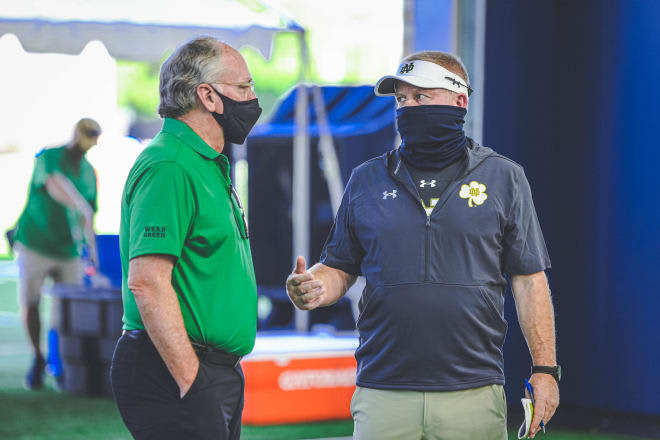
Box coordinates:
[531,365,561,383]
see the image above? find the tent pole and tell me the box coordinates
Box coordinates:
[313,85,344,215]
[293,29,310,332]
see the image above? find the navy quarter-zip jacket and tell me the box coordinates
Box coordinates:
[321,140,551,391]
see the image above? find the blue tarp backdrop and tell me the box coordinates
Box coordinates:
[484,0,660,417]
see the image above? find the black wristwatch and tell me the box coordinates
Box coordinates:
[531,365,562,383]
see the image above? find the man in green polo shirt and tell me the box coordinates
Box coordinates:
[14,118,100,390]
[110,37,261,440]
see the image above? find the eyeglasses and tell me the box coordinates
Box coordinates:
[230,185,249,239]
[219,79,255,90]
[444,76,474,96]
[212,80,256,100]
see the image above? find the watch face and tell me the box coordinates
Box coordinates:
[557,365,562,381]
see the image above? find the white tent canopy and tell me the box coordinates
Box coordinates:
[0,0,302,61]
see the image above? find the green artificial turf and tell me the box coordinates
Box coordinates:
[0,272,651,440]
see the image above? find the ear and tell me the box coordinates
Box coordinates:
[196,84,224,114]
[455,93,468,109]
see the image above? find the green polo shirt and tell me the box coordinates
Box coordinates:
[120,118,257,356]
[15,146,97,258]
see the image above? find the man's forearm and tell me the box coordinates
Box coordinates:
[134,284,198,390]
[46,173,93,218]
[512,272,556,365]
[46,173,97,263]
[309,263,356,307]
[129,257,198,395]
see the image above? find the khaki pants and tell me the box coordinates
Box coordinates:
[351,384,507,440]
[16,243,83,306]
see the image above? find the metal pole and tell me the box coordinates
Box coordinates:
[293,30,310,332]
[312,85,344,215]
[457,0,487,144]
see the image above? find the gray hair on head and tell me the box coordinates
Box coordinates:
[158,36,225,118]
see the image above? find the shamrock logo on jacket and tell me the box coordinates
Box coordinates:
[459,181,488,207]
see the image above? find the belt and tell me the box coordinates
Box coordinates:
[122,329,242,368]
[189,341,242,368]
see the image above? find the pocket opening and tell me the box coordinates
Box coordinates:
[355,285,382,327]
[478,287,508,332]
[180,361,207,402]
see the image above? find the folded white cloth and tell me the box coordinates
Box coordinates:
[518,398,535,439]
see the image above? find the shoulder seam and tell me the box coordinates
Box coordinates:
[483,153,524,170]
[126,159,191,203]
[353,152,389,173]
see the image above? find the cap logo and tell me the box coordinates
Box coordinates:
[399,62,414,74]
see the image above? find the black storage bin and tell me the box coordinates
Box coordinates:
[62,359,112,396]
[48,285,122,397]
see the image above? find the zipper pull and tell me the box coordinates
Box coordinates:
[426,216,430,227]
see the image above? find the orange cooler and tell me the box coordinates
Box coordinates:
[241,333,359,425]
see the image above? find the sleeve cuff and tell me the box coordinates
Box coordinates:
[505,260,551,276]
[320,256,361,277]
[129,246,181,261]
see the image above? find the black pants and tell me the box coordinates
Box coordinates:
[110,331,244,440]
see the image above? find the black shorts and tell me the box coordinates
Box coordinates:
[110,331,244,440]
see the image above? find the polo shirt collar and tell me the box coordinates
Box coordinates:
[162,117,221,160]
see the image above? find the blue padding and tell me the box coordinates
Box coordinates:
[96,234,122,287]
[485,0,660,417]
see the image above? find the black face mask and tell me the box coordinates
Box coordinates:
[397,104,468,170]
[210,86,262,144]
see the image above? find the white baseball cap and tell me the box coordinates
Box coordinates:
[375,59,472,97]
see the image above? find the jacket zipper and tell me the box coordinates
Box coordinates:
[388,154,494,282]
[389,160,435,281]
[422,180,455,281]
[425,215,431,281]
[422,158,494,280]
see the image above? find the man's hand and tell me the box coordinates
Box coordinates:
[178,363,199,399]
[528,373,559,438]
[83,216,98,267]
[286,256,326,310]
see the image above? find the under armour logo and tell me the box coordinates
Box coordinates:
[399,62,414,74]
[382,190,398,200]
[419,180,436,188]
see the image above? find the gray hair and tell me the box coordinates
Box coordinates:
[158,36,225,118]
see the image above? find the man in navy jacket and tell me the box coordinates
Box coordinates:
[286,51,559,440]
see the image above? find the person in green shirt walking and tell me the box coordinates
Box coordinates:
[14,118,101,389]
[110,36,261,440]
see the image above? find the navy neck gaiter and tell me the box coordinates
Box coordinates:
[397,105,468,170]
